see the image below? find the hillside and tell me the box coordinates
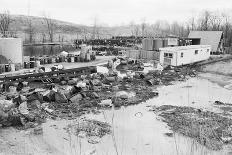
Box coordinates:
[6,14,132,43]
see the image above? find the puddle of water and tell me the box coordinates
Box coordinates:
[37,76,228,155]
[3,67,232,154]
[81,76,231,155]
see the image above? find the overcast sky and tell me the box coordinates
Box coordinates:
[0,0,232,26]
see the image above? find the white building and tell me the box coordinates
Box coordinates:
[159,45,211,66]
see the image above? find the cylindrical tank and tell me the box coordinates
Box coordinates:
[163,39,168,47]
[153,39,163,50]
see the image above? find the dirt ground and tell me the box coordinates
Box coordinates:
[202,59,232,76]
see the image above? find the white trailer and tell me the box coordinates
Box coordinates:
[159,45,211,66]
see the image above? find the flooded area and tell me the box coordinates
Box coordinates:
[1,64,232,155]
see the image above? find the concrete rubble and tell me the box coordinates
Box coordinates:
[0,58,200,144]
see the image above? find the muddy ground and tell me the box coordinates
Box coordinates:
[1,58,232,155]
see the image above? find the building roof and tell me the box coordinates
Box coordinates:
[188,31,223,52]
[159,45,211,53]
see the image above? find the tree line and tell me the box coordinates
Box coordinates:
[130,10,232,47]
[1,10,232,48]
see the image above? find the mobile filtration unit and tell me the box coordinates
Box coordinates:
[159,45,211,66]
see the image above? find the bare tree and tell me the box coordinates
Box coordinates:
[0,11,11,37]
[189,17,195,30]
[130,21,140,37]
[210,12,223,31]
[43,14,56,42]
[92,17,101,39]
[141,19,147,37]
[199,11,211,31]
[42,33,46,43]
[25,18,35,43]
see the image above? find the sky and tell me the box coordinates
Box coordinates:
[0,0,232,26]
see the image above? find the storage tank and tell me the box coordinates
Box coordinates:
[153,39,163,50]
[162,39,168,47]
[142,38,153,51]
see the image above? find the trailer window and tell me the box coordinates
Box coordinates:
[181,52,183,58]
[195,50,198,55]
[164,53,168,57]
[164,53,173,58]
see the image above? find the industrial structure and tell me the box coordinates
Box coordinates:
[188,31,224,55]
[125,31,226,66]
[0,38,23,64]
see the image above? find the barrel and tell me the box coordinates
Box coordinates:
[86,53,90,62]
[71,57,74,63]
[5,64,10,72]
[52,57,56,63]
[1,64,5,73]
[35,61,40,67]
[23,56,30,63]
[55,57,60,63]
[59,56,62,62]
[10,64,15,72]
[0,64,4,74]
[15,63,21,71]
[30,57,35,61]
[47,58,52,64]
[67,57,71,62]
[43,58,48,64]
[30,61,35,68]
[74,56,78,62]
[24,62,27,68]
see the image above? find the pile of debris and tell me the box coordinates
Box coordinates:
[65,118,111,144]
[0,94,47,129]
[115,58,144,71]
[0,60,199,128]
[152,105,232,150]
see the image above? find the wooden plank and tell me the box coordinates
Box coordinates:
[0,66,97,83]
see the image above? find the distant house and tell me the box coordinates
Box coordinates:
[188,31,224,55]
